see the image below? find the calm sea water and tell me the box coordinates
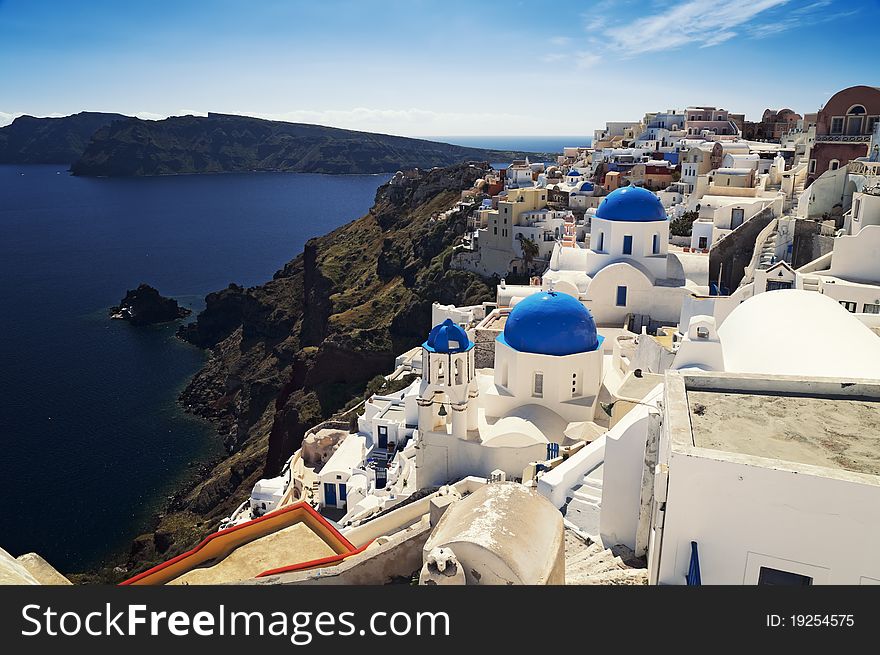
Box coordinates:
[0,165,383,571]
[436,135,592,154]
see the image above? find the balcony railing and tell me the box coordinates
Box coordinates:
[815,134,871,143]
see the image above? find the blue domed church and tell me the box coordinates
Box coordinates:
[498,185,709,327]
[415,293,605,487]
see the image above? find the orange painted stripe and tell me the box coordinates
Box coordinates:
[255,540,373,578]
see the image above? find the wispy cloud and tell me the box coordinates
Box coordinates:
[599,0,791,55]
[549,36,572,46]
[747,3,857,40]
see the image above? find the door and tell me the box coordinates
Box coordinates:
[338,483,347,504]
[731,208,745,229]
[378,425,388,449]
[698,236,708,249]
[323,482,336,507]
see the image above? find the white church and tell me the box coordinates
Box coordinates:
[498,186,708,327]
[415,292,606,487]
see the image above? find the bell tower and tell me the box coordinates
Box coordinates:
[417,319,478,438]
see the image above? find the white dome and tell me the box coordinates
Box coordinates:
[718,290,880,379]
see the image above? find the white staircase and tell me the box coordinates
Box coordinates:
[802,275,821,292]
[757,227,779,270]
[564,531,648,585]
[563,463,603,536]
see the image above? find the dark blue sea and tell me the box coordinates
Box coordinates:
[437,135,592,155]
[0,165,384,572]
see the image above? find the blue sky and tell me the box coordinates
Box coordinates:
[0,0,877,136]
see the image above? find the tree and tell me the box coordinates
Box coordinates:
[670,210,699,237]
[517,235,540,273]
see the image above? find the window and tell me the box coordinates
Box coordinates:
[533,372,544,398]
[840,300,857,313]
[616,285,627,307]
[622,235,633,255]
[766,280,792,291]
[597,231,604,251]
[652,234,659,254]
[808,159,816,174]
[696,326,709,339]
[864,303,880,314]
[758,567,812,586]
[494,227,497,235]
[829,159,840,171]
[830,116,844,134]
[868,116,880,134]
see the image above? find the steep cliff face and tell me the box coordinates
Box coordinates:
[0,112,128,164]
[70,113,552,176]
[97,163,494,581]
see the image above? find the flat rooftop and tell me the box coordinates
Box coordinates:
[168,523,336,585]
[687,389,880,476]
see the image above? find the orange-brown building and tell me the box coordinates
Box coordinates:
[807,85,880,186]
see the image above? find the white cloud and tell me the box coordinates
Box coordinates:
[0,111,68,127]
[0,111,20,127]
[549,36,572,46]
[600,0,791,55]
[747,5,858,40]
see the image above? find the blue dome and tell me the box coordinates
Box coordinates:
[424,318,473,353]
[499,291,601,356]
[567,169,581,177]
[595,186,666,222]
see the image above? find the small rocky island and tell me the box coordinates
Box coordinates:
[110,284,191,326]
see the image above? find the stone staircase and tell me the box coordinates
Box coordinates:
[562,463,603,536]
[757,227,779,270]
[564,530,647,585]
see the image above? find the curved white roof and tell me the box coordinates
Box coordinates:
[479,404,565,448]
[718,290,880,379]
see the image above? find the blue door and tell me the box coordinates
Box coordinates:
[616,285,627,307]
[376,467,387,490]
[338,483,347,503]
[323,482,336,506]
[378,426,388,449]
[622,235,633,255]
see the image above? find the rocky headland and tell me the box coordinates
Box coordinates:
[80,162,496,582]
[69,113,553,176]
[110,284,192,326]
[0,112,127,164]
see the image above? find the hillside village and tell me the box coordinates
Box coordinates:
[4,84,880,587]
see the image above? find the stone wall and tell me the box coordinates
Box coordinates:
[709,208,774,292]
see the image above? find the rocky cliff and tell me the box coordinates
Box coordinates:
[0,112,128,164]
[110,284,191,325]
[70,113,552,176]
[86,163,495,582]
